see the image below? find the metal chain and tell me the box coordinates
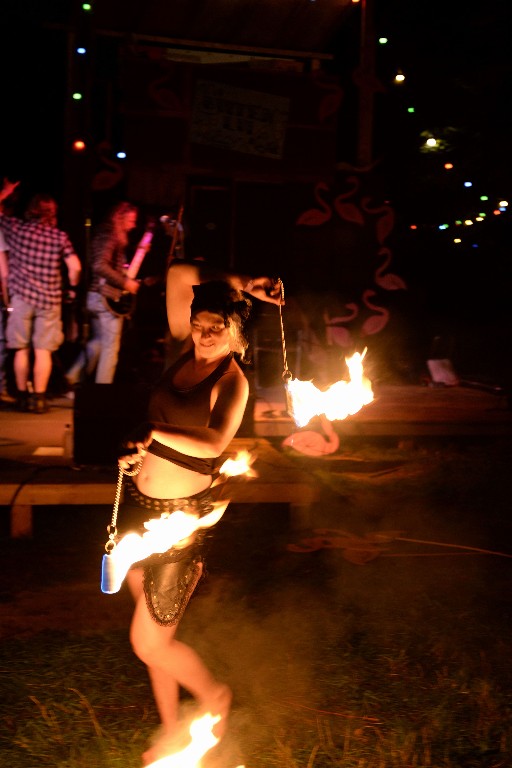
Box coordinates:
[105,458,142,553]
[277,278,292,382]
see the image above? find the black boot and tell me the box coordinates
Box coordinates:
[16,391,32,412]
[33,393,48,414]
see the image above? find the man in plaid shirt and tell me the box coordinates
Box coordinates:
[0,179,81,413]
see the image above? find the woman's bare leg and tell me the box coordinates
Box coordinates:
[126,567,231,762]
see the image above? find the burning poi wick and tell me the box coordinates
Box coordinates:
[101,451,254,595]
[286,349,374,428]
[212,449,256,485]
[101,502,228,595]
[276,280,373,427]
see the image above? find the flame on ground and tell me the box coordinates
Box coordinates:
[285,350,373,428]
[145,713,220,768]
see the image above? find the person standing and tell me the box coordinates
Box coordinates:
[0,227,12,403]
[66,201,141,385]
[0,179,82,413]
[117,280,251,765]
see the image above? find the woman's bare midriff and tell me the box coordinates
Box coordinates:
[134,450,212,499]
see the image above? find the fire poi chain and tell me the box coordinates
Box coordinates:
[101,452,253,595]
[276,280,373,429]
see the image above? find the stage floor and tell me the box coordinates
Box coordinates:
[253,382,512,437]
[0,382,511,471]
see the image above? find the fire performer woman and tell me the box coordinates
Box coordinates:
[117,280,251,765]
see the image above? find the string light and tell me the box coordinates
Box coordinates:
[378,37,388,44]
[444,163,453,169]
[76,47,87,55]
[407,106,415,113]
[72,92,83,100]
[463,181,472,187]
[116,151,127,159]
[72,139,86,152]
[394,71,405,83]
[425,137,437,147]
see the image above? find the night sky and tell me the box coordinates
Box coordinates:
[2,1,511,198]
[1,1,511,381]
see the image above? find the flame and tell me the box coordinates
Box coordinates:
[145,713,220,768]
[286,350,373,428]
[102,501,228,594]
[218,450,255,478]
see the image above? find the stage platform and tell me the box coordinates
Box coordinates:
[253,382,512,438]
[0,383,511,537]
[0,382,511,468]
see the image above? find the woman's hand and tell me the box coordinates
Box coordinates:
[245,277,283,306]
[0,178,20,203]
[118,441,147,470]
[118,422,153,469]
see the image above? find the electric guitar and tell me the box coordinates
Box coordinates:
[103,224,155,318]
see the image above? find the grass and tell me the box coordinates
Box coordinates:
[1,436,512,767]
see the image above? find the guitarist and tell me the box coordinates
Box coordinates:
[66,201,141,386]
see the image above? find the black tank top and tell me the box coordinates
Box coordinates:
[146,351,236,475]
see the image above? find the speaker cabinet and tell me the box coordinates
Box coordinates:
[73,382,151,467]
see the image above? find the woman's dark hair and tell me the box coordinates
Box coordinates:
[191,281,252,360]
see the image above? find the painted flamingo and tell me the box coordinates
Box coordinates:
[374,247,407,291]
[333,176,364,225]
[313,73,344,123]
[361,290,390,336]
[91,141,124,191]
[296,182,332,226]
[361,197,395,245]
[323,303,359,348]
[282,414,339,457]
[148,74,184,112]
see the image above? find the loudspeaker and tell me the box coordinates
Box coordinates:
[73,382,152,467]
